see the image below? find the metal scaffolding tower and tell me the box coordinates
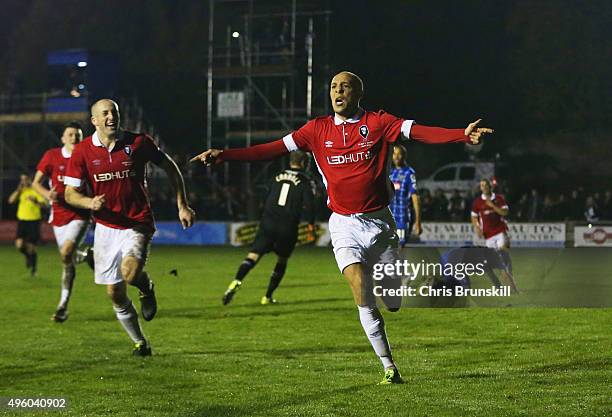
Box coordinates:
[205,0,331,217]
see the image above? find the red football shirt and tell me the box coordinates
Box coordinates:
[284,110,406,214]
[286,110,470,214]
[219,109,469,215]
[36,147,89,226]
[64,131,164,229]
[471,193,509,238]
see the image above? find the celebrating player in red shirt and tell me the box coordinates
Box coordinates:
[471,178,509,248]
[32,121,90,323]
[471,178,518,292]
[191,71,494,384]
[64,99,195,356]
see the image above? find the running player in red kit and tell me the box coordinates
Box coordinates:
[32,121,90,323]
[191,71,494,384]
[471,178,518,293]
[64,99,195,356]
[471,178,509,249]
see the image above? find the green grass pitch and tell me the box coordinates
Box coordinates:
[0,245,610,417]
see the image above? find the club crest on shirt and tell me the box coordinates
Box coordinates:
[124,145,132,156]
[359,125,369,139]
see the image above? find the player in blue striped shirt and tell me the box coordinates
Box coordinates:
[389,144,422,246]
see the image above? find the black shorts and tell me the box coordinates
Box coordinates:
[17,220,41,244]
[250,219,298,258]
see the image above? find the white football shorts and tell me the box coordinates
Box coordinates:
[328,207,400,273]
[53,219,89,249]
[485,232,509,250]
[93,223,153,285]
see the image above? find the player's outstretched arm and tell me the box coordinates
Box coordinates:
[190,139,289,166]
[464,119,494,145]
[65,186,105,211]
[409,118,493,145]
[156,153,195,229]
[190,149,223,166]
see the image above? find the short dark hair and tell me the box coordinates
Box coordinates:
[346,72,364,95]
[289,150,308,167]
[63,121,83,132]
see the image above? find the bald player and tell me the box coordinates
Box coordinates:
[192,71,494,384]
[64,99,195,356]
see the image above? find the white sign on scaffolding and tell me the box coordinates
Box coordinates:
[217,91,245,118]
